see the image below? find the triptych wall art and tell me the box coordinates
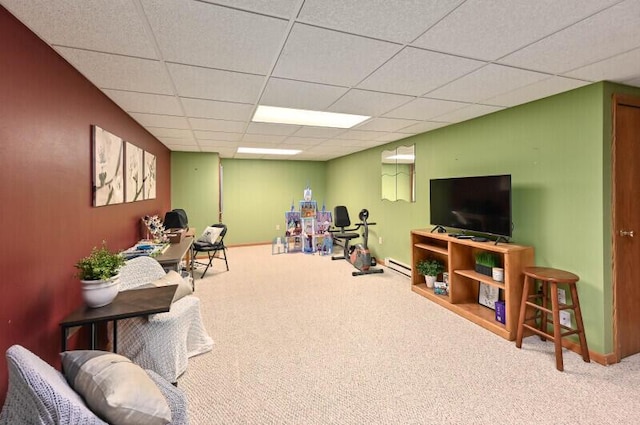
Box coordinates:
[92,125,156,207]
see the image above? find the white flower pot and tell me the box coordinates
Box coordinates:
[81,274,120,308]
[492,267,504,282]
[425,275,437,289]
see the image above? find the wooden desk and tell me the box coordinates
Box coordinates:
[155,236,194,273]
[60,285,177,352]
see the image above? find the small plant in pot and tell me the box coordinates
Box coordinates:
[416,258,445,289]
[75,242,125,308]
[475,251,499,277]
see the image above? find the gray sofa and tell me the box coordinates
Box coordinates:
[0,345,188,424]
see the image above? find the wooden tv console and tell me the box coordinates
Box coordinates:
[411,229,534,340]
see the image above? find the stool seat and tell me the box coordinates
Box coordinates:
[523,267,579,283]
[516,266,590,371]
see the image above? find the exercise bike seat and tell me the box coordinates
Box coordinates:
[330,206,360,261]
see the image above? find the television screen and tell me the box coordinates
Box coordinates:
[430,175,512,237]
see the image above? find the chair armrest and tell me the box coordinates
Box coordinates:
[147,295,199,324]
[145,370,188,425]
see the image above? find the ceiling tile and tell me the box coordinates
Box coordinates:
[328,89,414,117]
[130,113,190,129]
[427,64,550,104]
[374,132,412,143]
[280,137,326,146]
[358,47,485,96]
[141,0,289,74]
[483,76,590,107]
[432,104,504,123]
[165,145,201,152]
[383,98,468,120]
[167,64,265,103]
[148,128,193,139]
[319,138,363,147]
[293,127,347,138]
[189,118,248,133]
[337,130,384,141]
[298,0,463,43]
[103,90,182,115]
[1,0,157,58]
[54,47,173,94]
[272,23,400,86]
[354,117,422,132]
[246,122,301,136]
[241,134,287,144]
[260,78,349,110]
[412,0,621,61]
[181,98,254,121]
[498,1,640,74]
[397,121,450,134]
[200,0,300,18]
[157,137,197,146]
[194,131,242,142]
[563,48,640,84]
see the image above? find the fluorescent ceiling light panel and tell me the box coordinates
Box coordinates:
[237,147,301,155]
[252,105,369,128]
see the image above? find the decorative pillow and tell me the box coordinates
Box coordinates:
[197,226,223,244]
[61,351,171,425]
[152,270,193,302]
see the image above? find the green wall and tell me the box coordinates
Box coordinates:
[169,82,640,357]
[327,82,610,353]
[220,159,327,245]
[171,152,220,237]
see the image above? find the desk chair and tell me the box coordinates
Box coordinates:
[330,206,360,261]
[193,224,229,278]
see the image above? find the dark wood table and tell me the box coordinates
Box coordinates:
[154,236,194,273]
[60,284,177,353]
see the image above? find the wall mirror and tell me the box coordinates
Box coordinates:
[381,144,415,202]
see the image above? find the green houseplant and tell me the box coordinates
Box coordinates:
[475,251,499,277]
[416,259,445,289]
[75,242,125,307]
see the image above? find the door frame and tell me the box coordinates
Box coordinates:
[612,93,640,362]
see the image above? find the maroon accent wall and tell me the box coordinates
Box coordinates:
[0,7,171,402]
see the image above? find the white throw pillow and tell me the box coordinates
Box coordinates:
[152,270,193,303]
[198,226,223,244]
[61,351,171,425]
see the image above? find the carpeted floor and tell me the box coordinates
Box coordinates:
[179,245,640,424]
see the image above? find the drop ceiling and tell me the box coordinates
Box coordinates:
[3,0,640,161]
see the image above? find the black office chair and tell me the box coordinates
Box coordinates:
[193,223,229,278]
[330,206,361,261]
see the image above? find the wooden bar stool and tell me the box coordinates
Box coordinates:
[515,267,590,371]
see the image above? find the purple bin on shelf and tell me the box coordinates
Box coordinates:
[495,300,506,324]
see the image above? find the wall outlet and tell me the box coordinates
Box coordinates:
[276,224,280,230]
[557,288,566,304]
[378,236,383,244]
[559,310,571,327]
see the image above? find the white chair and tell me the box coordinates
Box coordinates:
[115,256,213,383]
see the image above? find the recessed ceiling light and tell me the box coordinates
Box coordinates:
[252,105,369,128]
[237,147,301,155]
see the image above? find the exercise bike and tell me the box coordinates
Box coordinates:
[347,209,384,277]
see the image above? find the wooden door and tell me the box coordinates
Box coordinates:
[612,94,640,361]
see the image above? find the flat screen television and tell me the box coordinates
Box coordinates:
[430,174,512,238]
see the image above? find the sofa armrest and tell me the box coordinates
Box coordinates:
[147,295,199,324]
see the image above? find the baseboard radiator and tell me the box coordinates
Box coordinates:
[384,257,411,278]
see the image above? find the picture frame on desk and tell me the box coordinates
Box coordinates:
[478,282,499,310]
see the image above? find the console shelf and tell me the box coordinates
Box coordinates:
[411,229,534,340]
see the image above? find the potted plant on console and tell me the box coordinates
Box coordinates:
[75,242,125,308]
[475,251,499,278]
[417,258,445,289]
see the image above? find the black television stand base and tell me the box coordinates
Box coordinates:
[430,225,447,233]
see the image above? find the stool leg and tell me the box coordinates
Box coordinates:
[569,284,591,363]
[550,282,564,371]
[516,275,531,348]
[540,279,548,341]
